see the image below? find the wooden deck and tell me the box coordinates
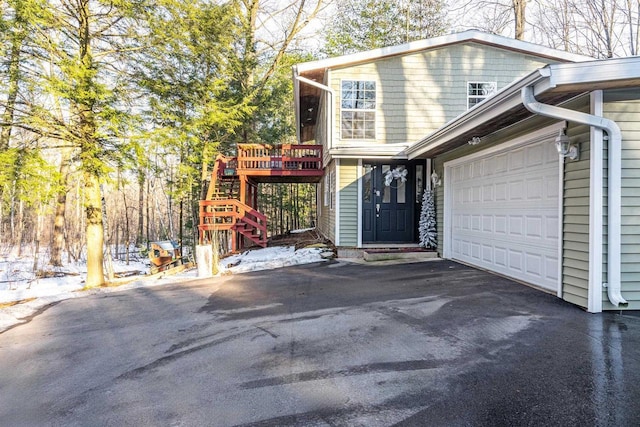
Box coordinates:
[236,143,323,182]
[199,143,323,250]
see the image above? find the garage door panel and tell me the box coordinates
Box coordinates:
[546,217,559,239]
[526,216,543,239]
[527,178,543,200]
[509,148,525,170]
[526,144,543,166]
[448,138,560,291]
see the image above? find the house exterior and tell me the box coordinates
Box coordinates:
[293,30,590,248]
[293,30,640,313]
[406,57,640,313]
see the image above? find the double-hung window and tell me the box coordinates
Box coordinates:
[467,81,497,109]
[341,80,376,139]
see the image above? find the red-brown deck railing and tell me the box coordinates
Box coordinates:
[236,143,322,175]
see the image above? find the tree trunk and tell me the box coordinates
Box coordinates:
[50,150,72,266]
[137,169,145,245]
[513,0,526,40]
[85,173,105,287]
[146,171,150,247]
[0,18,24,150]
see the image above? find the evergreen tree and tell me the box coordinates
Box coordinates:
[324,0,403,56]
[401,0,448,41]
[324,0,448,56]
[17,0,143,286]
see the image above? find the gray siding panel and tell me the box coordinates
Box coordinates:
[339,159,359,247]
[603,89,640,310]
[317,161,336,243]
[562,119,591,308]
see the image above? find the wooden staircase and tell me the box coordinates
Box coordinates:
[198,143,323,253]
[199,199,268,249]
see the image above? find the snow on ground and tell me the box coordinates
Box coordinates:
[218,245,328,274]
[0,244,330,333]
[0,257,149,303]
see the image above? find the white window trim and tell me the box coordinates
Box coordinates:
[330,169,335,211]
[323,172,330,207]
[339,79,376,141]
[467,81,497,109]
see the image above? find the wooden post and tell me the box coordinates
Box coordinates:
[253,183,258,211]
[240,175,247,206]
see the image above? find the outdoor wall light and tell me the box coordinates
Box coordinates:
[431,171,442,188]
[468,136,481,145]
[555,129,579,160]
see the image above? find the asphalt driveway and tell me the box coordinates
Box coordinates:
[1,259,640,426]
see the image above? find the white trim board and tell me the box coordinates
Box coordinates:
[588,91,604,313]
[357,159,363,248]
[335,158,341,246]
[557,139,564,299]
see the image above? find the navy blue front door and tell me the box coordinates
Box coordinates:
[362,162,415,243]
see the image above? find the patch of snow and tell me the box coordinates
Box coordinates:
[0,258,149,303]
[218,245,327,274]
[0,245,329,333]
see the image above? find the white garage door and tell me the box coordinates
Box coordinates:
[446,134,560,291]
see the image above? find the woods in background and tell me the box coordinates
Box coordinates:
[1,0,639,285]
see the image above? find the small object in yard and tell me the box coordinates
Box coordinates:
[304,243,328,249]
[149,240,186,274]
[226,260,241,268]
[320,251,335,259]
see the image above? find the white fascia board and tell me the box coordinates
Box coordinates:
[292,67,301,143]
[295,30,592,75]
[329,144,410,159]
[406,69,549,158]
[547,57,640,87]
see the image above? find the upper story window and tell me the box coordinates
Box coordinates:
[467,82,497,109]
[341,80,376,139]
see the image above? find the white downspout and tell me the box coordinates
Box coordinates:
[522,86,627,307]
[294,74,335,152]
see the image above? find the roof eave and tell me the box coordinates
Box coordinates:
[295,30,593,75]
[329,144,410,160]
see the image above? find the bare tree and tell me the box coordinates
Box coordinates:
[513,0,528,39]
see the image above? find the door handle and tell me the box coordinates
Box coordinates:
[376,203,380,214]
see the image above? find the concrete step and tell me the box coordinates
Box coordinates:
[362,248,438,262]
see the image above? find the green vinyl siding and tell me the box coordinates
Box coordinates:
[603,89,640,310]
[330,42,555,146]
[338,159,359,246]
[317,161,336,243]
[562,120,590,309]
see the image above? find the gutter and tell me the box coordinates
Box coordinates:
[522,85,627,307]
[293,73,335,152]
